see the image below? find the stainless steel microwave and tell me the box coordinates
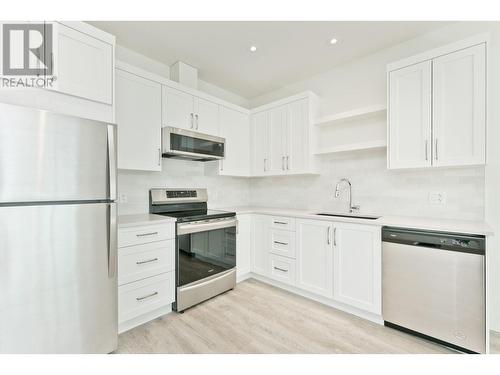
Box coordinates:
[161,127,225,162]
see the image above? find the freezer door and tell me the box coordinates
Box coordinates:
[0,103,116,203]
[0,203,118,353]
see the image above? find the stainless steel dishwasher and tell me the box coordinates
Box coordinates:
[382,227,486,353]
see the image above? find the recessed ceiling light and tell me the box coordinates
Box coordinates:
[249,45,257,52]
[329,38,338,45]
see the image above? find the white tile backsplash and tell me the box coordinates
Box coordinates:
[118,149,484,221]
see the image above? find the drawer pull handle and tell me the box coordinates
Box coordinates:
[274,241,288,246]
[136,232,158,237]
[274,221,287,225]
[274,266,288,273]
[136,257,159,265]
[136,291,158,301]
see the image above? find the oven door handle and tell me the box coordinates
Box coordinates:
[177,217,238,235]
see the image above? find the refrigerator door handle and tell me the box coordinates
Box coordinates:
[107,203,117,278]
[107,124,117,201]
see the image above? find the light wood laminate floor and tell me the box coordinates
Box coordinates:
[117,279,495,354]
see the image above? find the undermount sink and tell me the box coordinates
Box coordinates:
[314,213,380,220]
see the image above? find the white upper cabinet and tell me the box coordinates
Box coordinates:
[388,61,432,169]
[52,22,113,105]
[388,38,487,169]
[162,86,195,130]
[195,97,220,135]
[333,222,381,314]
[296,219,333,298]
[250,92,318,177]
[432,44,486,167]
[116,68,162,171]
[219,107,250,176]
[251,111,270,175]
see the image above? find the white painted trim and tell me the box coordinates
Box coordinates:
[250,91,319,114]
[246,273,384,325]
[115,60,250,115]
[236,272,253,283]
[118,304,172,334]
[387,33,490,72]
[59,21,116,45]
[315,104,386,127]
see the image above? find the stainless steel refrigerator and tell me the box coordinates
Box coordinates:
[0,103,118,353]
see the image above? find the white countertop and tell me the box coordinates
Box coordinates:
[216,206,494,236]
[118,214,176,229]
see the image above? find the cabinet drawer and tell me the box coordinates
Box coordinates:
[269,216,296,231]
[118,240,175,286]
[269,254,296,286]
[269,229,296,258]
[118,223,175,247]
[118,272,175,324]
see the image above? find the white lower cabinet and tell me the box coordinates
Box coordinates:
[246,214,382,319]
[333,223,382,315]
[118,222,176,333]
[269,254,296,286]
[251,215,270,276]
[296,219,334,298]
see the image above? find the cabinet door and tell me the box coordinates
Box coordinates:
[219,107,250,176]
[236,214,252,278]
[333,223,381,314]
[53,23,113,104]
[432,44,486,167]
[162,86,194,130]
[285,99,309,173]
[116,69,162,171]
[251,215,269,276]
[296,219,333,298]
[195,97,219,135]
[251,112,270,175]
[268,106,286,174]
[388,60,432,169]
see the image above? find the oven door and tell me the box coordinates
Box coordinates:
[176,217,237,287]
[162,126,225,161]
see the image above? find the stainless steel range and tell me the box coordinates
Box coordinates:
[149,188,237,312]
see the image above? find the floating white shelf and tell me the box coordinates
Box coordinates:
[315,104,386,127]
[314,140,387,155]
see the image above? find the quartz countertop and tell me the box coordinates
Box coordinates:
[216,206,494,236]
[118,214,176,229]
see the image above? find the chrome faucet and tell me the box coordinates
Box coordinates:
[334,178,360,213]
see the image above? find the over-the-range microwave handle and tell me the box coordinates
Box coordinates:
[177,217,238,235]
[107,124,117,201]
[107,203,117,278]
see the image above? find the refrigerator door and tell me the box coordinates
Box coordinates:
[0,202,118,353]
[0,103,116,203]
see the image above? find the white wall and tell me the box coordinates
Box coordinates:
[249,21,500,332]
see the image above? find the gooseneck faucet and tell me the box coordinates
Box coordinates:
[334,178,360,213]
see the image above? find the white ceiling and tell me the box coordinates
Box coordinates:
[90,21,450,99]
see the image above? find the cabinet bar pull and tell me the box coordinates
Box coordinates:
[286,155,290,170]
[136,231,158,237]
[263,158,267,172]
[435,138,439,160]
[274,266,288,273]
[425,140,428,161]
[158,148,161,166]
[136,257,159,265]
[195,114,199,130]
[282,156,285,170]
[274,221,287,225]
[136,291,158,301]
[333,227,337,247]
[274,241,288,246]
[327,227,331,245]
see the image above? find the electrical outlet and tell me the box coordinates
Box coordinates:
[429,192,447,205]
[119,193,128,204]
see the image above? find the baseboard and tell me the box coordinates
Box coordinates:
[119,304,172,334]
[246,273,384,325]
[236,272,252,283]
